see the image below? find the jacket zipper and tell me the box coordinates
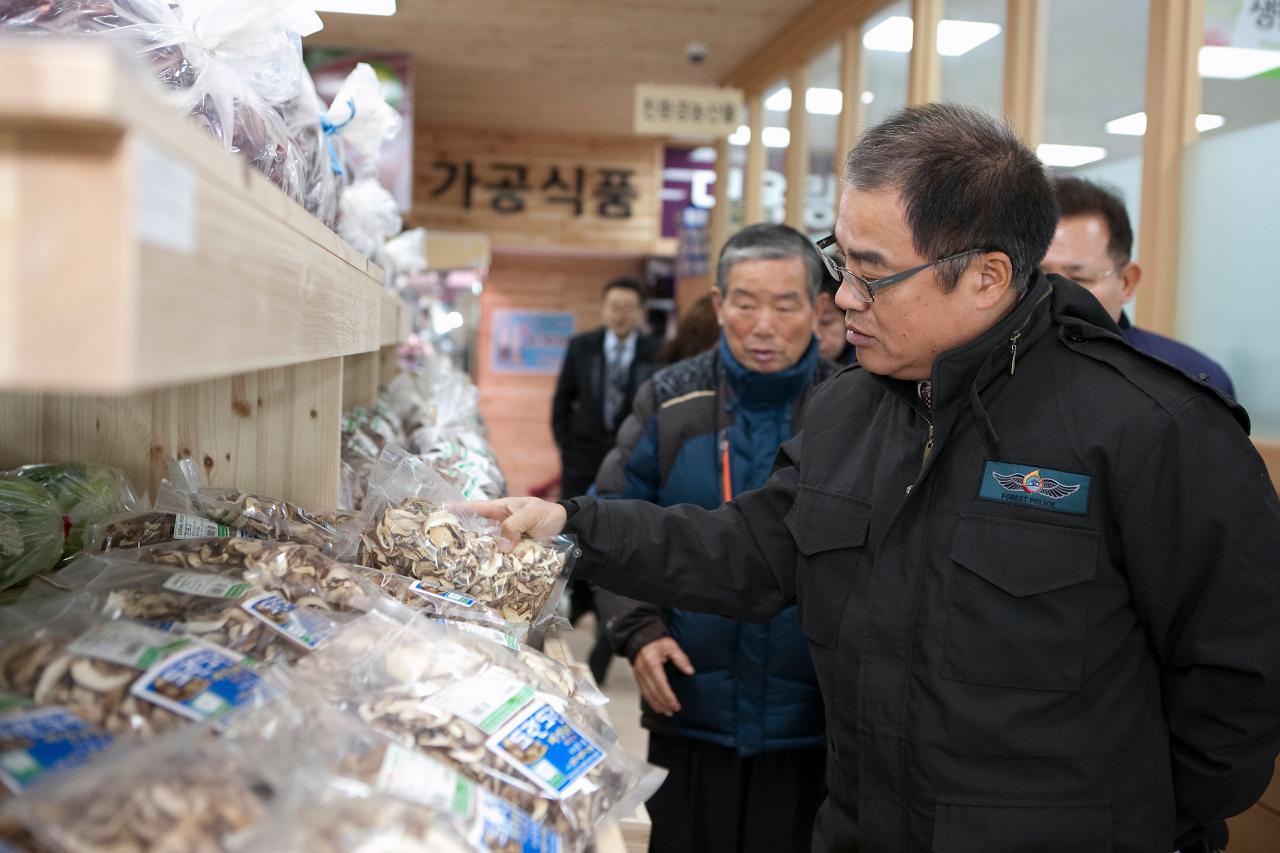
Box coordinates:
[1008,286,1052,376]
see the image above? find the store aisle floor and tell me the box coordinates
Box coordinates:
[563,614,650,761]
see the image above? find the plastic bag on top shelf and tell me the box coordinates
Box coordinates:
[357,444,571,633]
[1,0,323,207]
[11,462,139,559]
[339,175,402,259]
[321,60,402,166]
[43,556,354,667]
[0,475,65,591]
[0,598,274,740]
[380,227,428,283]
[295,612,662,848]
[281,66,341,227]
[154,457,357,557]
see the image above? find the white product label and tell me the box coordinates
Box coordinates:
[162,572,252,600]
[449,620,520,650]
[410,582,476,608]
[428,669,534,735]
[173,514,228,540]
[133,139,196,254]
[67,621,192,670]
[374,744,473,817]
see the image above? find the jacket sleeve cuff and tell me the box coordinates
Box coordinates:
[619,619,671,662]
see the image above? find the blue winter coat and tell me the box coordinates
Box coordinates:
[592,335,836,756]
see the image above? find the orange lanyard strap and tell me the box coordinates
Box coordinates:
[719,430,733,503]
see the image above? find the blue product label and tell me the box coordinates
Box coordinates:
[477,790,562,853]
[978,460,1092,515]
[0,707,115,793]
[488,702,604,797]
[130,644,266,722]
[411,582,476,608]
[241,593,334,650]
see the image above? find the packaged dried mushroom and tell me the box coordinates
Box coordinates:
[0,692,116,796]
[357,566,529,644]
[127,538,377,613]
[53,558,351,667]
[0,603,273,741]
[84,510,252,553]
[297,614,663,846]
[360,499,573,629]
[154,458,358,556]
[7,723,281,853]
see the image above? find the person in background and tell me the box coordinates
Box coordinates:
[591,223,837,853]
[656,292,719,365]
[814,272,855,364]
[1043,176,1234,396]
[551,277,661,627]
[473,104,1280,853]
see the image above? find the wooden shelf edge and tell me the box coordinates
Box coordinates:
[0,40,388,395]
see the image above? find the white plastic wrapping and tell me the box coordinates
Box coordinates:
[339,175,403,258]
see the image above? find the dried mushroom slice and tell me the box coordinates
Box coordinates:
[19,739,274,853]
[360,499,567,623]
[0,632,186,740]
[136,539,371,612]
[92,511,247,552]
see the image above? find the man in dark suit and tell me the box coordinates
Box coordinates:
[552,278,661,662]
[552,277,661,499]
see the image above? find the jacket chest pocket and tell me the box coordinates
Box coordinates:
[784,487,871,648]
[943,514,1098,692]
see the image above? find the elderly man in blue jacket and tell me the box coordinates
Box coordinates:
[592,223,838,853]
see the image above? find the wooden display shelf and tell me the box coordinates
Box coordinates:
[0,40,483,507]
[0,38,385,393]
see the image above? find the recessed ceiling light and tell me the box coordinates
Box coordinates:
[805,88,843,115]
[762,127,791,148]
[860,90,875,105]
[1104,111,1228,135]
[764,87,792,111]
[863,16,914,52]
[863,16,1000,55]
[312,0,396,14]
[1036,143,1106,167]
[1104,112,1148,136]
[937,20,1001,56]
[1198,46,1280,79]
[689,147,717,163]
[728,125,750,145]
[1196,113,1226,132]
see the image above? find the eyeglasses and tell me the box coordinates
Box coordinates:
[1042,265,1123,287]
[815,235,989,303]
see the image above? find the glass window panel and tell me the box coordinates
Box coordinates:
[805,42,842,237]
[939,0,1005,115]
[861,0,911,130]
[1178,1,1280,436]
[763,77,789,224]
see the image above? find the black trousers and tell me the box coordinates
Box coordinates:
[645,733,827,853]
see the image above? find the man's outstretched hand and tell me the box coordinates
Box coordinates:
[465,497,568,550]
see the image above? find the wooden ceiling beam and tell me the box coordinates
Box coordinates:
[721,0,884,95]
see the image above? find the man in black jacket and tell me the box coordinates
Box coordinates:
[477,104,1280,852]
[551,277,662,500]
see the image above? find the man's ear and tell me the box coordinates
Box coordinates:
[1120,261,1142,302]
[972,251,1014,308]
[711,287,727,327]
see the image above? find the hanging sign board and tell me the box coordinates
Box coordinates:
[634,84,743,137]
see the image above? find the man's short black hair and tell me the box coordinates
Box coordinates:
[843,103,1059,293]
[603,277,647,303]
[1053,176,1134,264]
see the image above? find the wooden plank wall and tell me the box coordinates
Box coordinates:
[476,252,647,497]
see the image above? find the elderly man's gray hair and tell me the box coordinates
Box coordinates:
[715,223,827,301]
